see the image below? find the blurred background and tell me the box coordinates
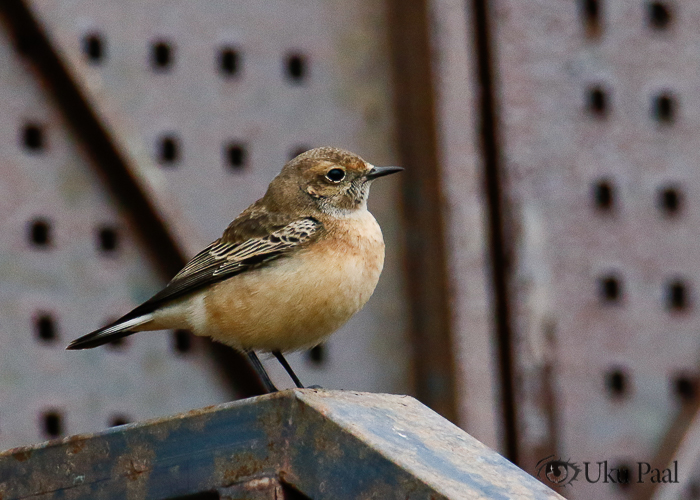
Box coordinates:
[0,0,695,498]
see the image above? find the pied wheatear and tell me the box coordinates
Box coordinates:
[67,147,402,391]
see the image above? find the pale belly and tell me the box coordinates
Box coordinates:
[162,216,385,351]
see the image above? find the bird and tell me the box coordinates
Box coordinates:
[67,147,402,392]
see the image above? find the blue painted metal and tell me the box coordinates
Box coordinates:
[0,390,563,499]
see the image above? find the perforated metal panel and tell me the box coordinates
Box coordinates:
[0,0,409,451]
[26,0,407,394]
[489,0,700,498]
[421,0,700,498]
[0,16,230,450]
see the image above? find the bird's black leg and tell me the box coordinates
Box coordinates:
[272,350,305,388]
[247,351,278,393]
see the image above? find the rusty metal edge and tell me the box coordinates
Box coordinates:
[1,390,564,499]
[0,391,295,498]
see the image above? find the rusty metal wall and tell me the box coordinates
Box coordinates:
[0,15,230,450]
[15,1,698,496]
[24,0,408,395]
[427,0,502,450]
[0,0,408,451]
[489,0,700,498]
[423,0,700,497]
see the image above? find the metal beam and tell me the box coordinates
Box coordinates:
[386,0,458,423]
[0,390,564,499]
[468,0,519,463]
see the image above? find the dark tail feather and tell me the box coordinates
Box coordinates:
[66,314,153,350]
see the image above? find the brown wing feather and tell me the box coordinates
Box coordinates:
[122,216,323,320]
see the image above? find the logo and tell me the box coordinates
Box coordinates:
[535,457,679,488]
[535,456,581,487]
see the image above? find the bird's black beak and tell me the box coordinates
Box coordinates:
[366,166,404,180]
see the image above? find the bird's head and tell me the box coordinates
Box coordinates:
[265,147,402,216]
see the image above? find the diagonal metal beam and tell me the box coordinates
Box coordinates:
[0,0,265,398]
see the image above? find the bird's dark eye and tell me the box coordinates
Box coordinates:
[325,168,345,182]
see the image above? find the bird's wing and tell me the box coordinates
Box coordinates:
[131,217,323,316]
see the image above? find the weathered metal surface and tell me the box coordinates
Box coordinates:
[23,0,410,396]
[0,6,238,451]
[0,390,563,499]
[0,396,290,499]
[219,477,306,499]
[286,390,563,499]
[650,403,700,500]
[426,0,501,452]
[386,0,458,423]
[488,0,700,497]
[0,0,267,401]
[0,0,411,453]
